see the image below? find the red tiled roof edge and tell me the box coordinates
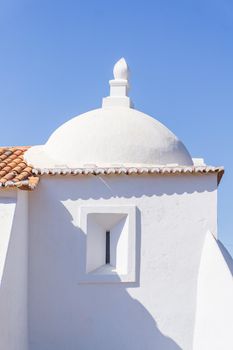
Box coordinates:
[0,146,39,190]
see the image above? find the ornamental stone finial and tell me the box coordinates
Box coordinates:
[113,58,129,80]
[102,58,133,108]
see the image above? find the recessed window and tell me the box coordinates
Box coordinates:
[105,231,110,264]
[79,206,136,283]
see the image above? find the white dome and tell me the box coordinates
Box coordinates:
[25,106,193,168]
[24,58,193,168]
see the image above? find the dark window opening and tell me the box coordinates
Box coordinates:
[106,230,110,264]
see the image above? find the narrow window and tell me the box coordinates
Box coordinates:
[106,230,110,264]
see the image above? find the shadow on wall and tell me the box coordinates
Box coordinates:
[41,173,217,201]
[29,190,182,350]
[0,197,28,350]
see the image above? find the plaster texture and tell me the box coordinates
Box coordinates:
[28,173,217,350]
[193,231,233,349]
[0,190,28,350]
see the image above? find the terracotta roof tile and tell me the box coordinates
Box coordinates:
[33,165,224,185]
[0,147,39,190]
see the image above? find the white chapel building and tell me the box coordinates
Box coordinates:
[0,58,232,350]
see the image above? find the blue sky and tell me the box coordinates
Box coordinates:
[0,0,233,254]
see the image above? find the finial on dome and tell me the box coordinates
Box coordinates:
[102,58,133,108]
[113,58,129,80]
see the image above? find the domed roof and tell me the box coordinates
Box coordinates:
[24,58,193,168]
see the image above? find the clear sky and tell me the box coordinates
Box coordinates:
[1,0,233,254]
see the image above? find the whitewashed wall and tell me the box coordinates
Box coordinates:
[0,190,28,350]
[28,174,217,350]
[193,231,233,350]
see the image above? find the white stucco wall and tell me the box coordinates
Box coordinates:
[193,232,233,350]
[0,190,28,350]
[28,173,217,350]
[0,191,16,284]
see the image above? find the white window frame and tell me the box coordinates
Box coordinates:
[78,205,136,283]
